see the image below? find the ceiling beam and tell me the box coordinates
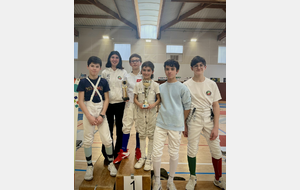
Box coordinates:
[74,0,90,4]
[74,14,115,19]
[217,28,226,41]
[157,0,165,39]
[160,3,211,32]
[74,28,79,36]
[206,4,226,9]
[112,0,121,19]
[171,0,225,3]
[176,2,185,20]
[132,0,141,39]
[182,18,225,22]
[86,0,137,31]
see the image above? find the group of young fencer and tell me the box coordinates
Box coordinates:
[77,51,226,190]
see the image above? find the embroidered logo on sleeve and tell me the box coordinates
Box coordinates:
[206,91,212,96]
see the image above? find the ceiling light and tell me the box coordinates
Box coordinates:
[146,40,151,42]
[103,36,109,39]
[191,38,197,42]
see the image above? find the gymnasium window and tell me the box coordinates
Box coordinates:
[114,44,131,61]
[218,46,226,64]
[166,45,183,54]
[74,42,78,59]
[140,25,157,39]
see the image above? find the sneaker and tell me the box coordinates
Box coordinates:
[135,148,141,161]
[84,166,94,180]
[153,182,162,190]
[108,162,117,176]
[167,182,177,190]
[134,158,145,169]
[144,159,152,171]
[185,175,197,190]
[113,149,130,164]
[213,177,226,190]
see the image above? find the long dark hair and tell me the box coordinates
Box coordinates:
[106,51,124,69]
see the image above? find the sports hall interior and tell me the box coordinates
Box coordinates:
[74,0,226,189]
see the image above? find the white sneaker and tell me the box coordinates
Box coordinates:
[153,182,162,190]
[144,159,152,171]
[185,175,197,190]
[167,182,177,190]
[213,177,226,190]
[134,158,146,169]
[84,166,94,180]
[108,162,117,176]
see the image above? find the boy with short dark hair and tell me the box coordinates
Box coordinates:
[183,56,225,190]
[152,59,191,190]
[113,53,143,163]
[77,56,117,180]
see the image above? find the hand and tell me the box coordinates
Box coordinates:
[96,116,104,125]
[138,103,144,110]
[183,123,188,137]
[210,127,219,141]
[88,115,97,126]
[147,104,154,109]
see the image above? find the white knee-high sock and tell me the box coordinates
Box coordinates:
[168,158,179,183]
[147,139,153,160]
[140,138,146,159]
[153,160,161,183]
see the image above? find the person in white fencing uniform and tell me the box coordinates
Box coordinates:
[113,54,143,164]
[133,61,160,171]
[77,56,117,180]
[183,56,225,190]
[152,59,191,190]
[101,51,128,162]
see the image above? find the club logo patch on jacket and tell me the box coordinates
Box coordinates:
[206,90,212,96]
[118,76,122,80]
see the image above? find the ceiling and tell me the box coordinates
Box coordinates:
[74,0,226,41]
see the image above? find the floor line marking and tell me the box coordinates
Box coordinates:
[161,162,226,165]
[218,128,226,134]
[75,169,226,174]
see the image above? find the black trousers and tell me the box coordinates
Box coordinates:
[102,102,125,160]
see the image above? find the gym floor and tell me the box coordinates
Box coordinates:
[74,101,226,190]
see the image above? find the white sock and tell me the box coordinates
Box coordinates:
[140,138,146,159]
[168,158,179,183]
[168,175,174,184]
[153,161,161,183]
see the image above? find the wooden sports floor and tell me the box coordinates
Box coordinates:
[74,101,226,190]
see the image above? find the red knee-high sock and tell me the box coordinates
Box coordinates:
[212,157,222,180]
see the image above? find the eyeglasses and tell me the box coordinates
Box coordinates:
[193,64,205,68]
[131,60,140,63]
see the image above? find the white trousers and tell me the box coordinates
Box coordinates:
[152,126,182,162]
[122,102,137,134]
[82,101,112,148]
[187,109,222,159]
[136,107,156,139]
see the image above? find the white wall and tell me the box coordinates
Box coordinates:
[74,28,226,81]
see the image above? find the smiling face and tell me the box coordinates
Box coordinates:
[141,66,154,80]
[191,62,206,75]
[164,65,178,81]
[110,54,120,68]
[87,62,101,78]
